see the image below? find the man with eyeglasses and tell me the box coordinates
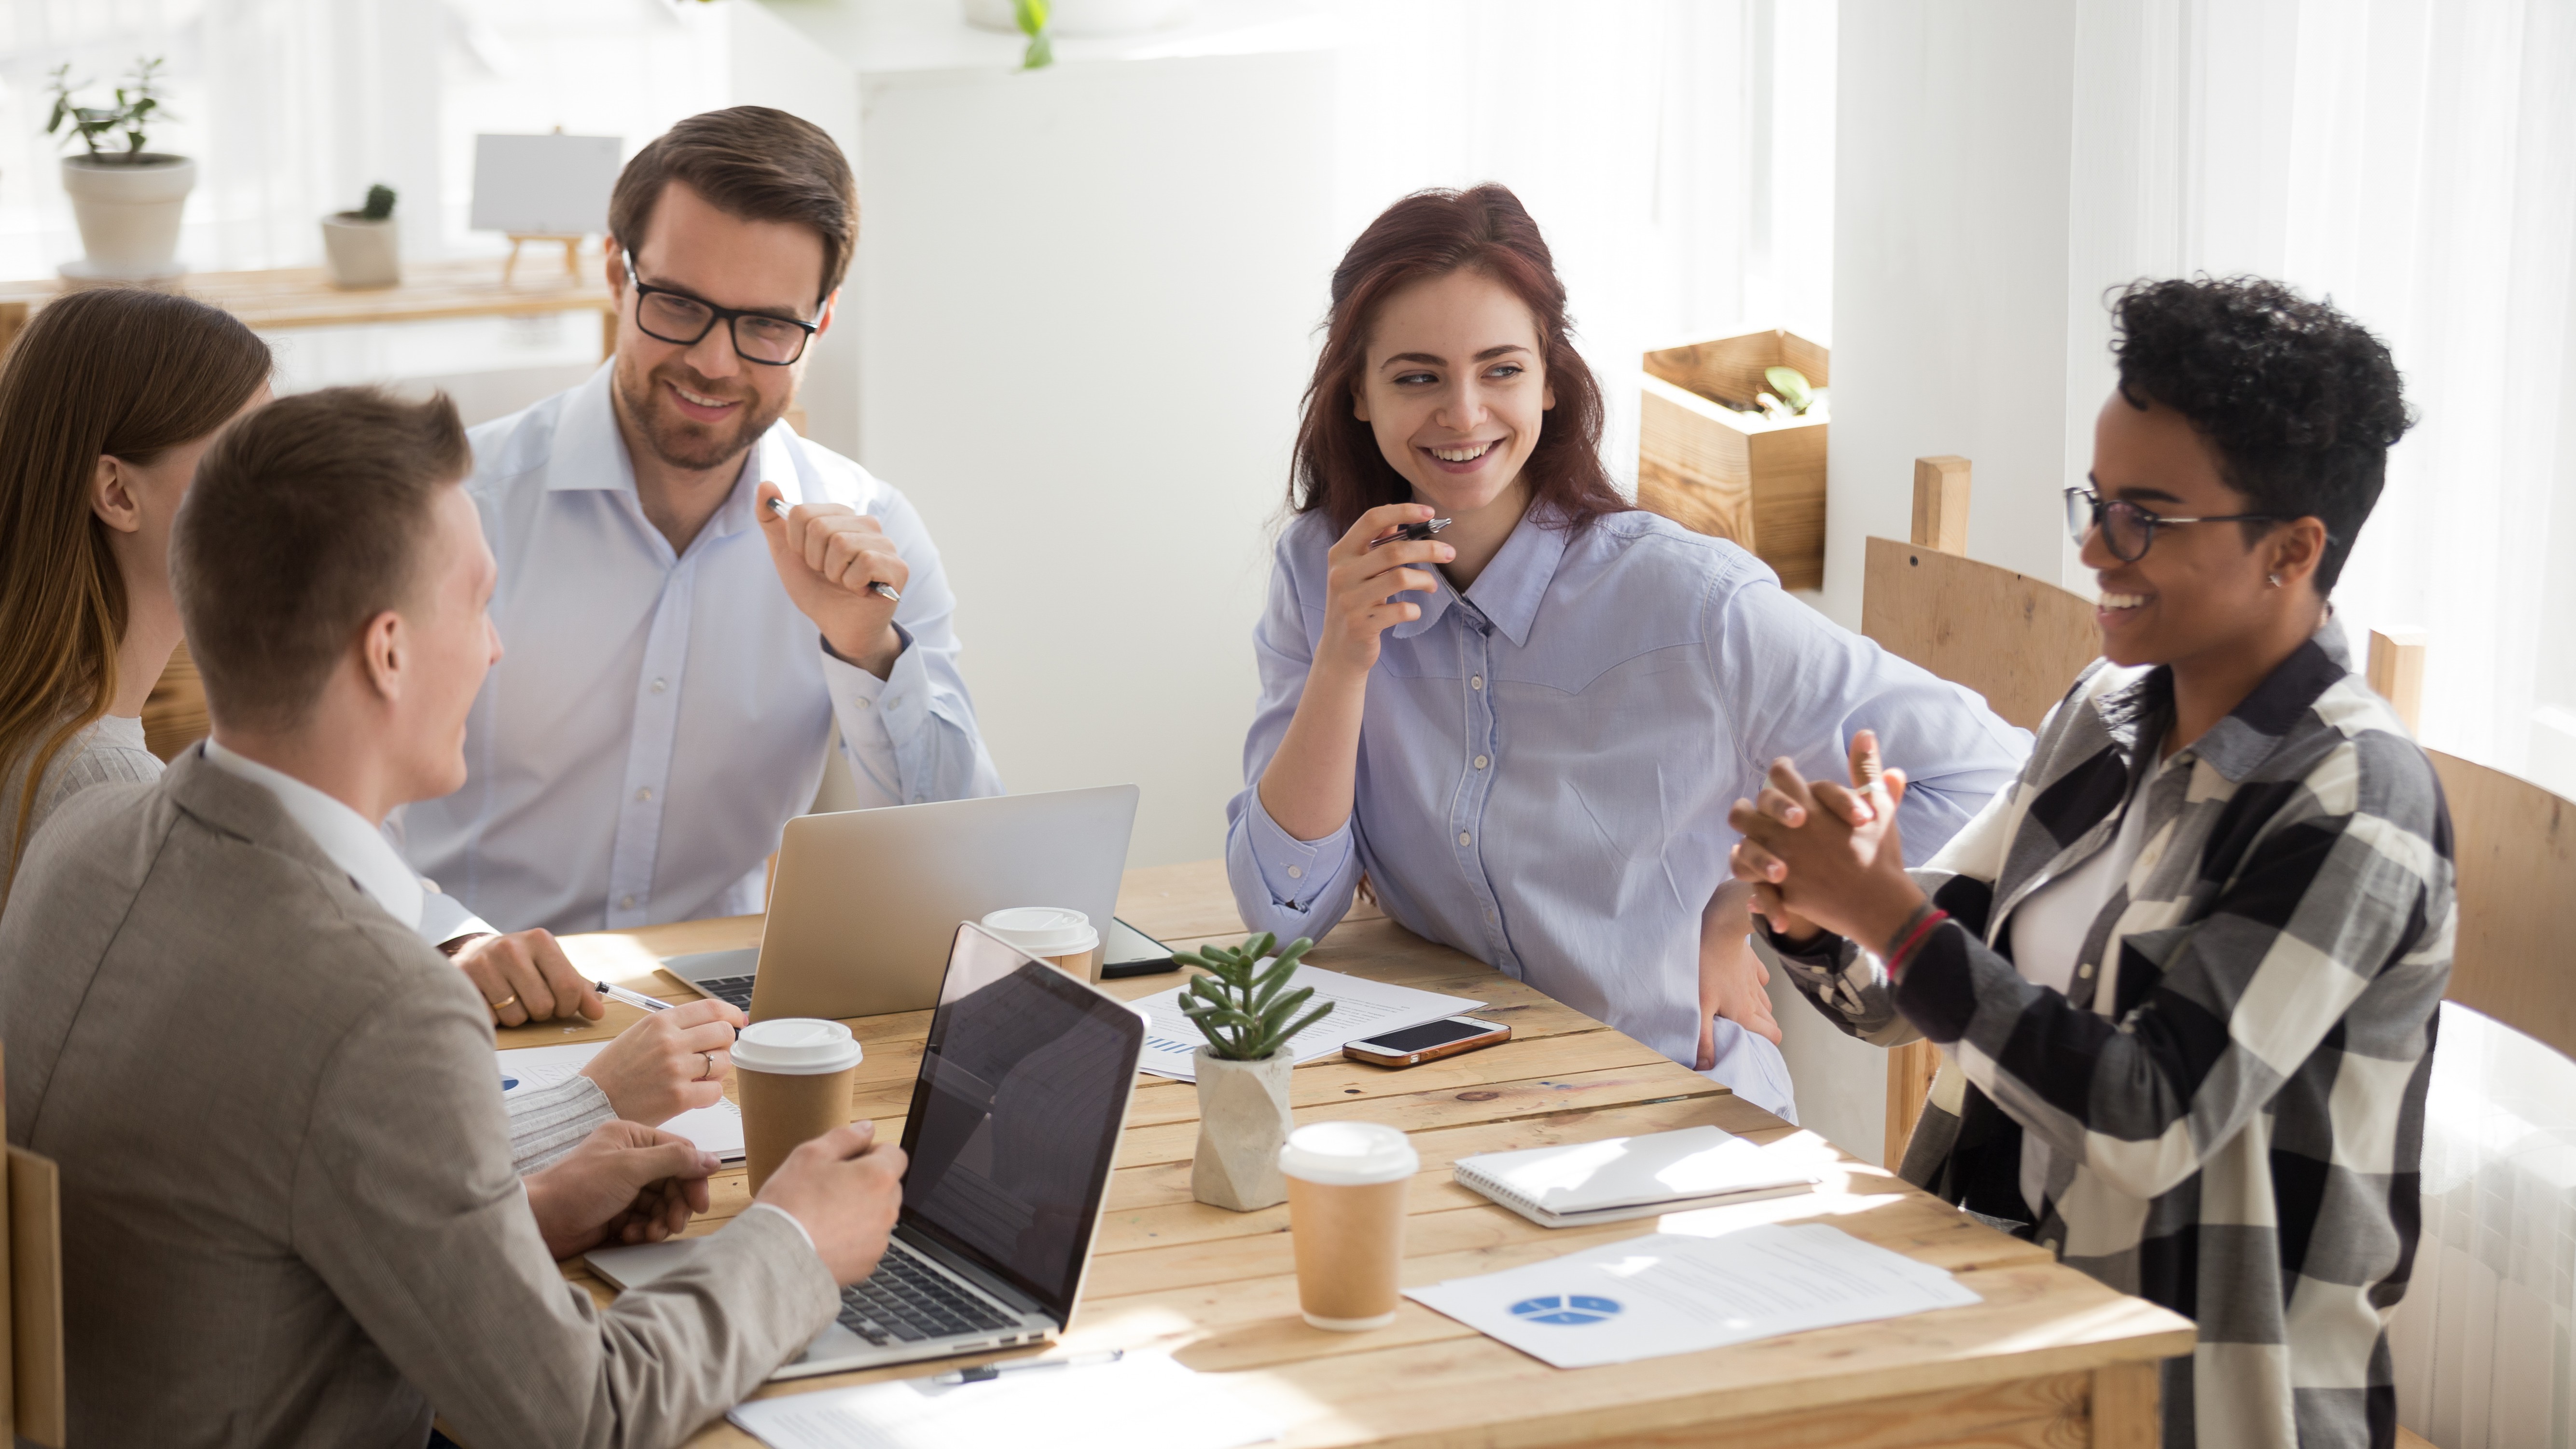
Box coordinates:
[401,106,1002,940]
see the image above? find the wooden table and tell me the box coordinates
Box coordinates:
[510,861,2190,1449]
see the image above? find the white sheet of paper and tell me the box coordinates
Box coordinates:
[727,1352,1280,1449]
[1405,1222,1983,1369]
[1128,965,1484,1081]
[496,1041,745,1160]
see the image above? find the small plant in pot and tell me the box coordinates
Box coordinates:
[1177,933,1329,1212]
[322,184,402,290]
[48,58,194,282]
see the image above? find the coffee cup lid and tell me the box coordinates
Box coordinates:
[732,1017,864,1075]
[1279,1120,1418,1185]
[979,907,1098,955]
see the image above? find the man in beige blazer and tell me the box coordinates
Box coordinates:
[0,386,904,1448]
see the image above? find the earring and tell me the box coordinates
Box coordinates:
[2266,573,2282,588]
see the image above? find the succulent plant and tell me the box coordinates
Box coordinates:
[1174,933,1331,1062]
[359,183,396,221]
[1764,365,1815,415]
[1014,0,1054,69]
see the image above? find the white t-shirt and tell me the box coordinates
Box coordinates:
[2004,766,2153,1222]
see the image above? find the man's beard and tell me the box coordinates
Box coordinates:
[614,356,790,473]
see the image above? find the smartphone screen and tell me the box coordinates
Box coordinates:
[1359,1018,1496,1054]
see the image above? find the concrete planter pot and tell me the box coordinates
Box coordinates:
[320,214,401,289]
[962,0,1194,37]
[60,153,194,281]
[1191,1047,1292,1212]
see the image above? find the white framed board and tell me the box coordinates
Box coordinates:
[469,133,623,236]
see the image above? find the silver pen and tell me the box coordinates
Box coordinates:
[932,1349,1124,1386]
[765,495,902,602]
[1366,517,1452,550]
[592,980,672,1013]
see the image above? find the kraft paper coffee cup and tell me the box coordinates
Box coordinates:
[979,907,1103,982]
[1280,1121,1420,1330]
[732,1018,864,1194]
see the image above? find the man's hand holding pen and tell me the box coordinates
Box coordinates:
[757,481,909,678]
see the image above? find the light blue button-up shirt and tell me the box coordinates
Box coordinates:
[1226,507,2029,1119]
[401,364,1003,936]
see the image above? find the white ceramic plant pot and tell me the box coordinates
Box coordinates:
[1191,1047,1293,1212]
[962,0,1195,38]
[320,214,401,289]
[60,154,194,281]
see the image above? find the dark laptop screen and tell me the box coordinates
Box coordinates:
[897,924,1143,1321]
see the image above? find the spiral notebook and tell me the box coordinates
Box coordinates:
[1452,1125,1817,1228]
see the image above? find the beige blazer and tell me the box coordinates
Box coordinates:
[0,747,837,1449]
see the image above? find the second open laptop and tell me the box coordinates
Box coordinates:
[659,784,1139,1021]
[587,919,1148,1378]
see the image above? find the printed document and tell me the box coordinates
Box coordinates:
[728,1352,1280,1449]
[1128,965,1482,1081]
[495,1041,745,1160]
[1406,1222,1982,1369]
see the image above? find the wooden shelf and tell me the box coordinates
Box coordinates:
[0,254,615,356]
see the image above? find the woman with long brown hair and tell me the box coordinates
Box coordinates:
[1224,184,2028,1118]
[0,287,271,899]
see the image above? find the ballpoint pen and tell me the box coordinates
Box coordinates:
[932,1349,1124,1386]
[1365,517,1452,551]
[593,980,673,1013]
[766,495,902,602]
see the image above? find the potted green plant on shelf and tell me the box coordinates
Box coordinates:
[47,58,194,282]
[322,184,401,290]
[1177,932,1330,1212]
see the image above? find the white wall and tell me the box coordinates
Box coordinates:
[1774,0,2088,1166]
[848,49,1339,868]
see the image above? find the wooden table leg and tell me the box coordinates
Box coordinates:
[2092,1359,2162,1448]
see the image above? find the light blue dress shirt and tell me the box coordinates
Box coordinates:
[402,364,1003,936]
[1226,507,2030,1120]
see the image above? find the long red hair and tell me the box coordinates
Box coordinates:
[1291,184,1626,533]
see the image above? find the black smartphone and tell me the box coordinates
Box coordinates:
[1100,917,1180,978]
[1343,1015,1512,1068]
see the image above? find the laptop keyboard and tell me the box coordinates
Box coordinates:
[836,1247,1022,1346]
[694,974,757,1011]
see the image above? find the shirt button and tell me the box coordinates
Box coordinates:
[1458,831,1472,847]
[619,895,636,911]
[856,697,871,708]
[636,787,652,803]
[651,678,667,693]
[1470,675,1484,690]
[1286,866,1303,880]
[1474,755,1490,770]
[2078,963,2095,979]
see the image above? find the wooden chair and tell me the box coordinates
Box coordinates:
[0,1048,67,1446]
[2364,634,2575,1449]
[1859,456,2099,1164]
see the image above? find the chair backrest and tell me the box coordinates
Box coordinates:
[0,1046,65,1447]
[2366,634,2576,1061]
[1859,458,2099,1162]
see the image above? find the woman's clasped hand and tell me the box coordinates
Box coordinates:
[1726,729,1928,957]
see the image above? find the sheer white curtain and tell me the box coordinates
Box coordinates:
[2064,4,2576,1444]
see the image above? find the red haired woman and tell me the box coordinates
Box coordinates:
[1224,185,2027,1118]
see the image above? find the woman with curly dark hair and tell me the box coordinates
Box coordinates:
[1223,184,2027,1120]
[1735,276,2444,1449]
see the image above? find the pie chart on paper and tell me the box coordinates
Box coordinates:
[1510,1294,1624,1326]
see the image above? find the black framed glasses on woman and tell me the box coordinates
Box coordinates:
[2063,486,2287,563]
[630,279,821,365]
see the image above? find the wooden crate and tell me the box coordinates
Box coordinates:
[1636,329,1828,590]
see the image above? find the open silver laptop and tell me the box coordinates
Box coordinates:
[659,785,1138,1021]
[587,920,1147,1378]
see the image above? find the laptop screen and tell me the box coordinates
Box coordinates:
[897,923,1144,1322]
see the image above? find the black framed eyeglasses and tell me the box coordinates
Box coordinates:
[2063,486,2286,563]
[629,279,820,366]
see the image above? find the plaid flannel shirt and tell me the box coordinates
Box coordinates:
[1773,621,2452,1449]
